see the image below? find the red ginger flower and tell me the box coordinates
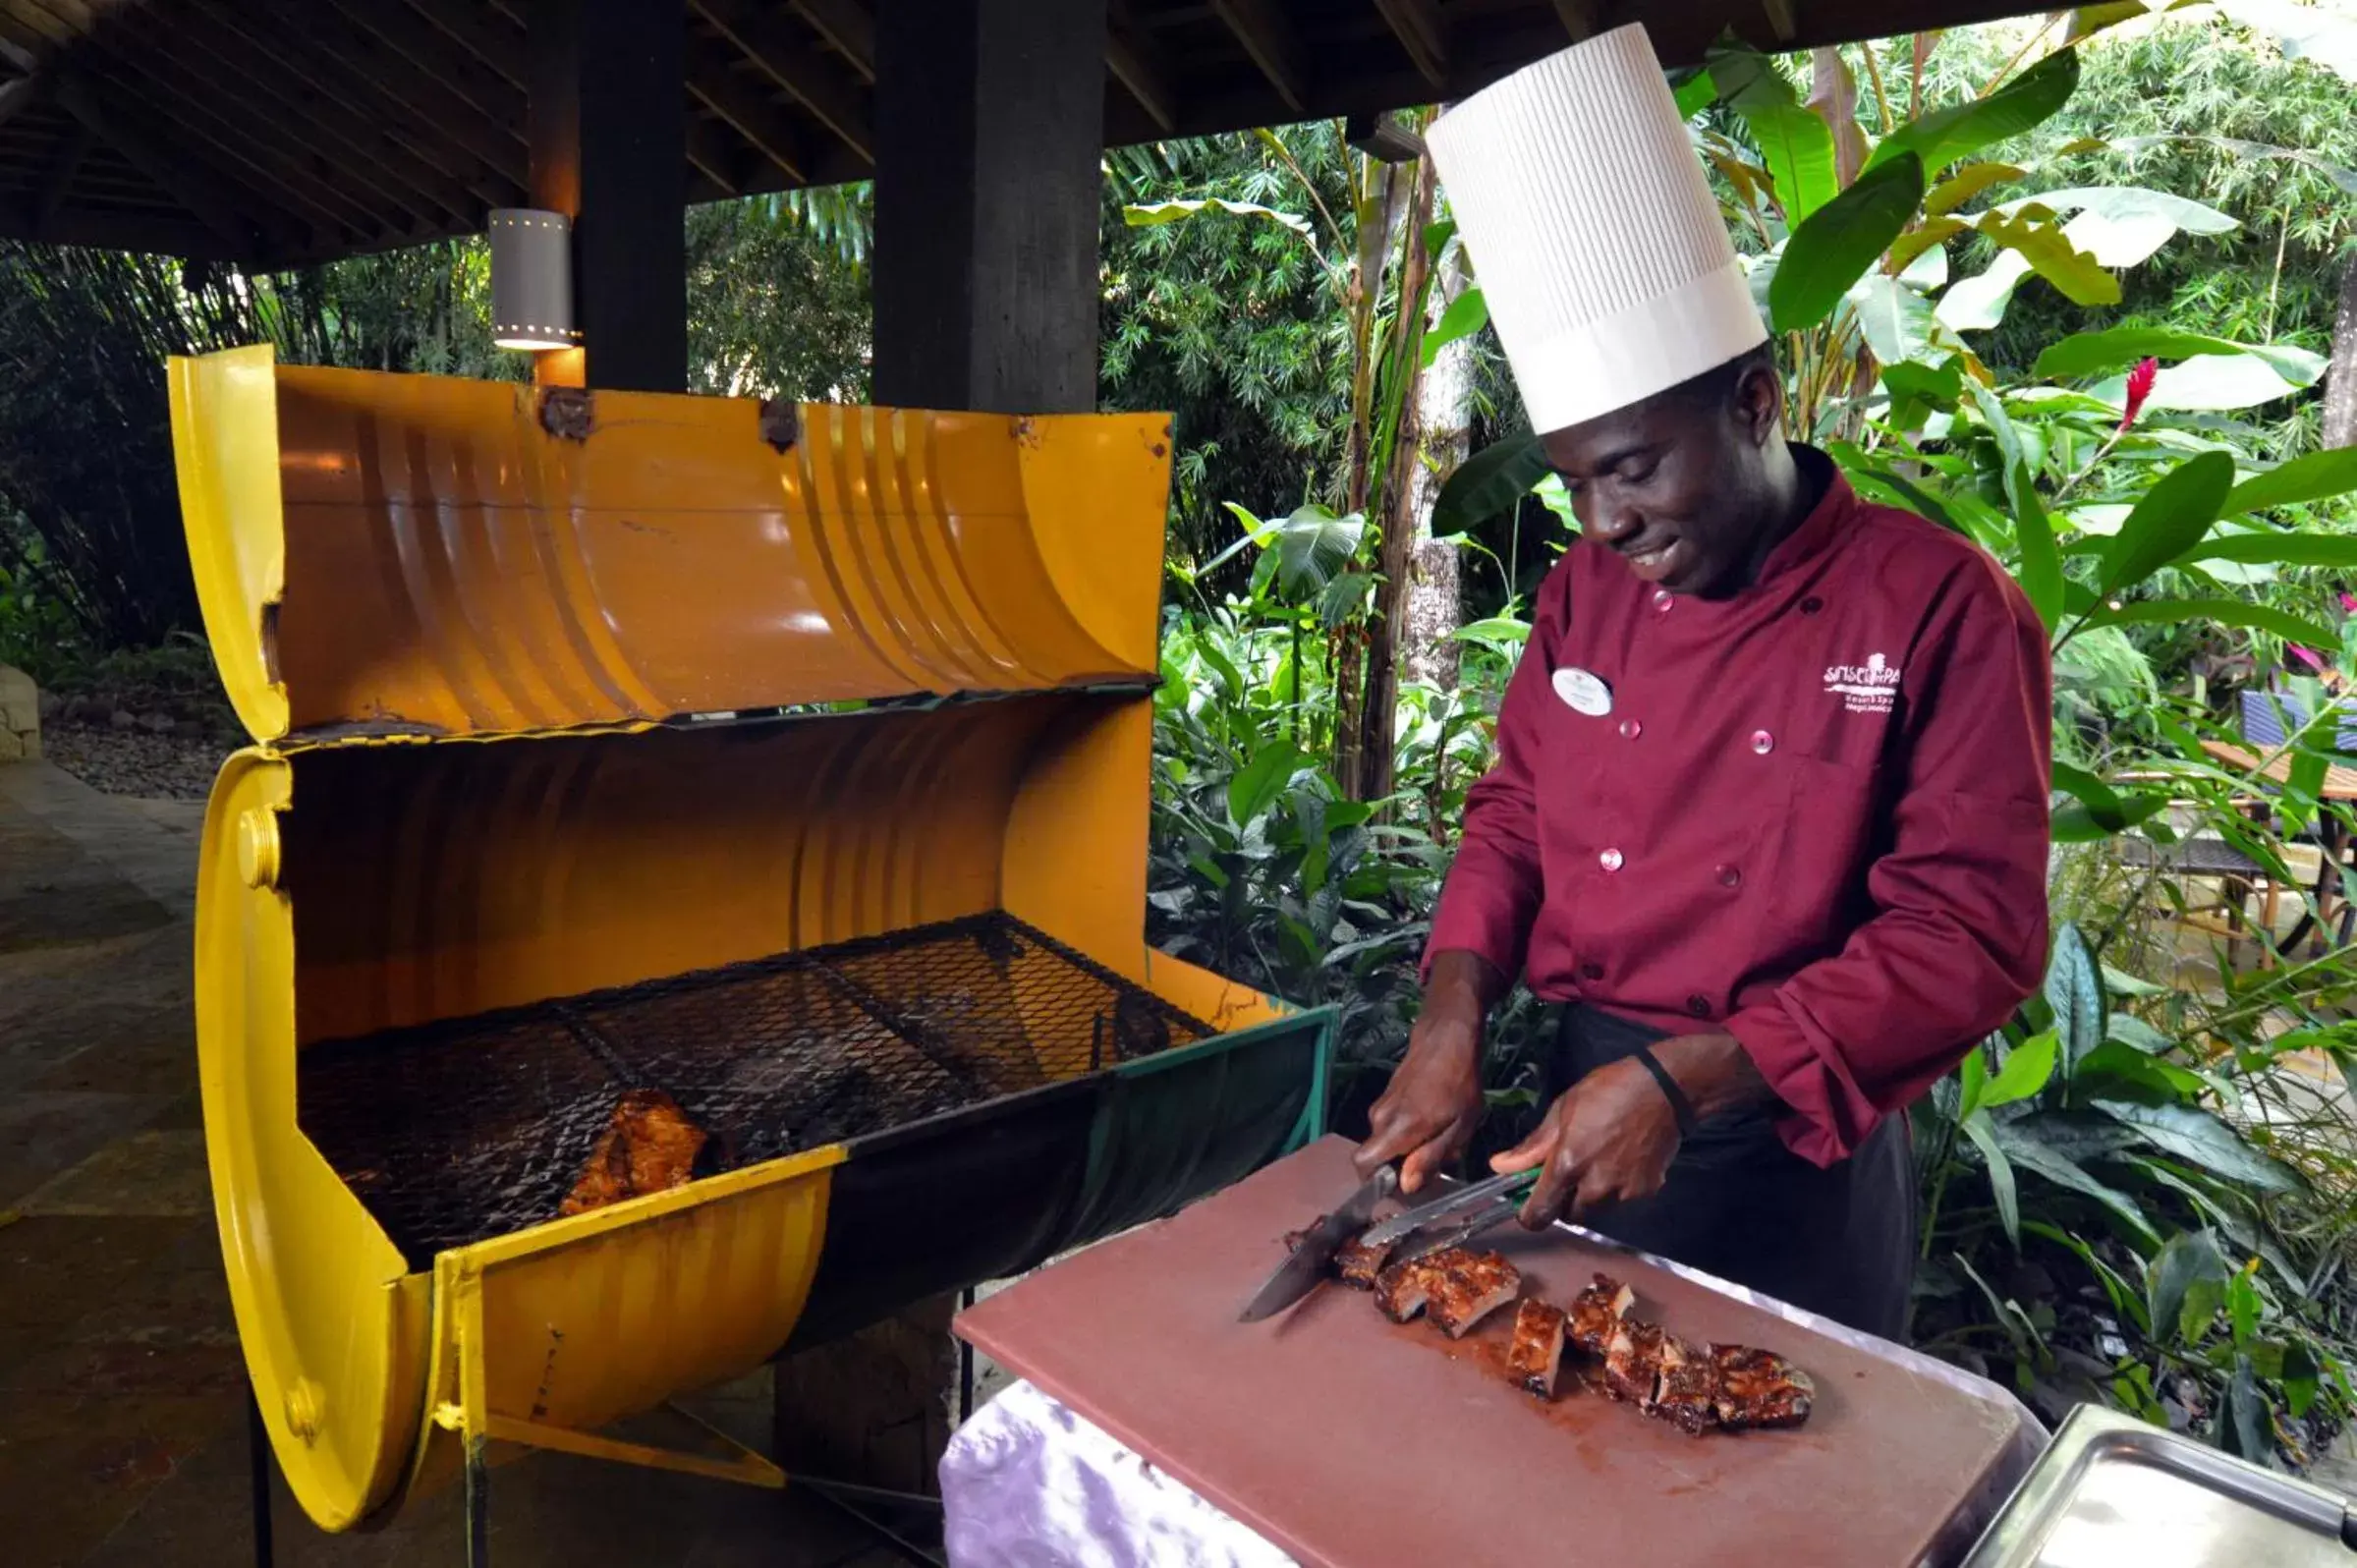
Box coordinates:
[2118,356,2160,432]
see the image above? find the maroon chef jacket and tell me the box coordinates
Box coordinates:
[1427,460,2053,1167]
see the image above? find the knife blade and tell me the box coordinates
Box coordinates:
[1237,1165,1398,1322]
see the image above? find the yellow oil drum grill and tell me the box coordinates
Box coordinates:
[171,345,1333,1537]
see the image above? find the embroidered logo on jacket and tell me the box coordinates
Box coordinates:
[1824,652,1901,714]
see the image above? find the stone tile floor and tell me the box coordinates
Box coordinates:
[0,761,905,1567]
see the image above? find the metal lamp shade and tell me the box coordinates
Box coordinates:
[488,208,577,352]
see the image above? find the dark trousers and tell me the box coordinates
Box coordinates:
[1544,1005,1917,1342]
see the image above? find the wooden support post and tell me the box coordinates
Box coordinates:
[527,0,687,392]
[871,0,1107,414]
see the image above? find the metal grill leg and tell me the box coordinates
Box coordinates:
[248,1381,274,1568]
[466,1437,491,1568]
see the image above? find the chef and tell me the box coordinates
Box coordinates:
[1354,24,2053,1341]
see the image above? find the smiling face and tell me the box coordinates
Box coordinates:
[1539,349,1796,598]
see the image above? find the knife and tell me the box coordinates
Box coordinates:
[1238,1164,1398,1322]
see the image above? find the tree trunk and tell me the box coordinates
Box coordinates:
[1332,156,1409,798]
[1351,155,1439,806]
[2324,250,2357,452]
[1402,242,1472,693]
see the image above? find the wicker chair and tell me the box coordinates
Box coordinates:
[2114,831,2279,968]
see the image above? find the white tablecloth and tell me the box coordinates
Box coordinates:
[939,1227,2048,1568]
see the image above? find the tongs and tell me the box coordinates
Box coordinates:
[1358,1166,1540,1262]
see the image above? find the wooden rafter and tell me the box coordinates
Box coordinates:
[694,0,873,166]
[240,0,522,209]
[791,0,872,83]
[1374,0,1447,88]
[28,116,88,236]
[1209,0,1304,115]
[95,7,411,239]
[50,72,252,252]
[684,109,744,196]
[0,68,45,130]
[687,54,809,184]
[6,4,360,239]
[1106,24,1177,135]
[321,0,523,132]
[402,0,529,89]
[294,0,529,188]
[186,0,478,227]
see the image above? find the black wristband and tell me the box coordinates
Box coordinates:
[1633,1044,1699,1138]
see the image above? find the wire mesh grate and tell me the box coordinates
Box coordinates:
[299,914,1213,1267]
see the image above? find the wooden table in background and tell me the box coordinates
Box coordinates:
[2199,739,2357,953]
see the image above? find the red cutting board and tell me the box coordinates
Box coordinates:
[955,1136,2028,1568]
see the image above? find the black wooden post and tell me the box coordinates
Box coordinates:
[527,0,688,392]
[871,0,1109,413]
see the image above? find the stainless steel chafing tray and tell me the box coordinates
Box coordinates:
[1961,1402,2357,1567]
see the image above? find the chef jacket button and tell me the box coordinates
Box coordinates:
[1653,588,1674,611]
[1751,729,1774,755]
[1579,962,1603,981]
[1599,848,1624,871]
[1686,994,1712,1019]
[1716,864,1742,888]
[1801,595,1824,614]
[1618,717,1642,740]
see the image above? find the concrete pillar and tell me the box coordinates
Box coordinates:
[871,0,1109,413]
[527,0,688,392]
[0,666,37,761]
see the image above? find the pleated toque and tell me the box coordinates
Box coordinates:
[1426,24,1768,434]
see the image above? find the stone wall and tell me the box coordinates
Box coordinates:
[0,665,36,762]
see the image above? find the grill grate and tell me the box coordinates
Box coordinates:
[299,914,1212,1267]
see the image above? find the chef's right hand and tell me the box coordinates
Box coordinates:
[1355,951,1501,1193]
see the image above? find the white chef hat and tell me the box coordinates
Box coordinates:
[1426,24,1767,434]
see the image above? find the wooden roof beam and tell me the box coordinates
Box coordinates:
[1209,0,1305,116]
[791,0,873,83]
[28,117,90,239]
[92,12,411,241]
[276,0,529,191]
[685,109,746,196]
[302,0,528,188]
[402,0,530,89]
[687,57,811,185]
[694,0,874,166]
[1374,0,1448,89]
[2,6,353,241]
[1106,9,1176,135]
[0,69,46,131]
[185,0,480,227]
[50,73,254,255]
[241,0,522,209]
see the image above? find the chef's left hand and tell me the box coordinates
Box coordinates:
[1488,1055,1682,1229]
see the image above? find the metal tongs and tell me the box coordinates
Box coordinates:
[1358,1166,1541,1263]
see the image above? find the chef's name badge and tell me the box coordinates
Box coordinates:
[1551,666,1612,717]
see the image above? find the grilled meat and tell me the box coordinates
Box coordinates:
[1375,1257,1437,1323]
[1424,1248,1523,1338]
[1712,1346,1816,1428]
[1567,1273,1637,1355]
[1336,1234,1393,1289]
[1506,1300,1569,1398]
[1650,1335,1720,1434]
[558,1090,707,1216]
[1601,1319,1666,1404]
